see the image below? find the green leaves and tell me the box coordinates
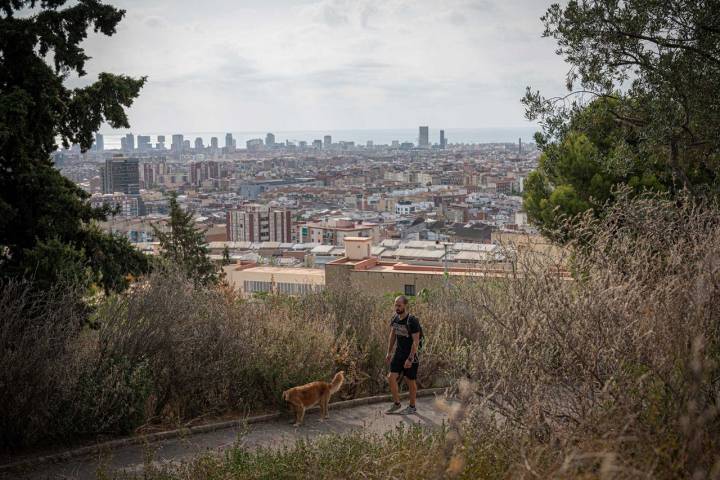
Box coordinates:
[63,73,146,150]
[21,237,93,292]
[32,0,126,75]
[153,195,218,287]
[523,1,720,240]
[82,225,150,294]
[0,1,148,296]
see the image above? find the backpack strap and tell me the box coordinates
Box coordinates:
[409,314,424,353]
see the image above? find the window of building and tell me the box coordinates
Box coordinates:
[404,284,416,296]
[276,282,323,295]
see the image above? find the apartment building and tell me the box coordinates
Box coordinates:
[100,156,140,194]
[189,160,220,186]
[297,218,379,245]
[226,205,292,243]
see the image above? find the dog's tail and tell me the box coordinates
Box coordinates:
[329,371,345,395]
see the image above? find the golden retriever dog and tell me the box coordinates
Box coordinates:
[282,371,344,426]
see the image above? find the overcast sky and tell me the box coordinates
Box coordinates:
[72,0,569,133]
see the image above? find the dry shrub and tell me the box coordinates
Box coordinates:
[448,191,720,479]
[0,281,84,448]
[40,190,716,479]
[93,268,339,422]
[0,281,150,449]
[91,267,465,427]
[1,265,468,450]
[269,284,474,397]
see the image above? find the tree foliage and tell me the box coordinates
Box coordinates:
[153,195,218,286]
[523,0,720,238]
[524,97,669,239]
[0,1,149,292]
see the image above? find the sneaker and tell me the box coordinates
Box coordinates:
[385,402,402,414]
[398,405,417,415]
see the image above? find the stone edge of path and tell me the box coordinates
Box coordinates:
[0,387,449,474]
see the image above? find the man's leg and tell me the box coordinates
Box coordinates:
[397,362,419,414]
[406,378,417,407]
[387,372,401,404]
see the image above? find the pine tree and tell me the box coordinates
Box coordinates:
[0,1,149,293]
[523,0,720,239]
[153,195,217,286]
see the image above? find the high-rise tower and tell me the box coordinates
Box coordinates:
[419,126,429,147]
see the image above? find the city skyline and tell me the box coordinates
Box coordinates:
[65,0,569,133]
[94,126,538,150]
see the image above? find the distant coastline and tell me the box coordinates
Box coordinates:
[98,127,538,150]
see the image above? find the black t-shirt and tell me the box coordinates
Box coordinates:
[390,314,421,358]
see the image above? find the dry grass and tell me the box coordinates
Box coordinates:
[442,190,720,479]
[111,425,456,480]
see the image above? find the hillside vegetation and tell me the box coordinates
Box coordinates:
[3,192,719,478]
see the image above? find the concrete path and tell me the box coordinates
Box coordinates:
[9,394,452,480]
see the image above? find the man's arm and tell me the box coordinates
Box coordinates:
[385,328,396,365]
[386,328,396,355]
[405,332,420,367]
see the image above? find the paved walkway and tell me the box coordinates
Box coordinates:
[10,395,452,480]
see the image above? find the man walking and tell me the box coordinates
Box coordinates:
[385,295,421,414]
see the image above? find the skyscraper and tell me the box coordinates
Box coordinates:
[194,137,204,150]
[518,137,522,155]
[137,135,151,152]
[265,132,275,147]
[323,135,332,148]
[95,133,104,152]
[140,162,154,188]
[124,133,135,152]
[210,137,219,150]
[440,130,446,149]
[312,139,322,148]
[156,135,165,150]
[171,134,184,152]
[418,126,429,148]
[225,133,236,151]
[101,157,140,194]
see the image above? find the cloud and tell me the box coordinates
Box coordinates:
[464,0,498,13]
[323,4,349,26]
[449,11,467,25]
[76,0,568,132]
[144,16,164,28]
[360,3,377,29]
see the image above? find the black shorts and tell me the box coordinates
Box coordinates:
[390,353,419,380]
